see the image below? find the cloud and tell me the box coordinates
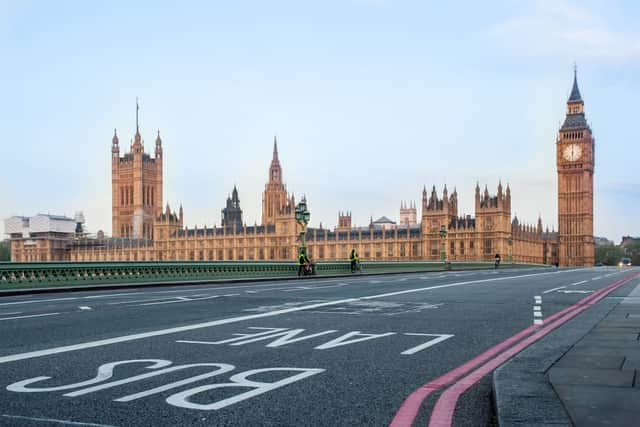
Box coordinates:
[491,0,640,63]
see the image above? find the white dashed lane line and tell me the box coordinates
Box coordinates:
[533,295,543,325]
[0,312,60,322]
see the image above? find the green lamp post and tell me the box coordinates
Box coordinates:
[295,197,310,252]
[439,224,447,262]
[508,234,513,263]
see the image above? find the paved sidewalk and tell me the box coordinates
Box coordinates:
[548,284,640,426]
[494,275,640,427]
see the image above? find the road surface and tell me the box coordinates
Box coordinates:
[0,267,637,426]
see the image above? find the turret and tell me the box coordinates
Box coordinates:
[155,130,162,159]
[422,185,428,210]
[112,129,119,157]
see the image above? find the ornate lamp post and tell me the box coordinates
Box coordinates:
[295,197,310,253]
[508,234,513,263]
[439,224,447,262]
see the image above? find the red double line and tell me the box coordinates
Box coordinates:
[390,272,640,427]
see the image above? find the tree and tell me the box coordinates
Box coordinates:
[0,240,10,261]
[595,244,624,266]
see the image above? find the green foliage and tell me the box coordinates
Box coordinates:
[0,240,10,261]
[595,245,625,266]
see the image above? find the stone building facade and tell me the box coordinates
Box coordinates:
[9,72,597,266]
[111,100,163,241]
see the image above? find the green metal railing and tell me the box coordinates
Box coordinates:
[0,260,548,291]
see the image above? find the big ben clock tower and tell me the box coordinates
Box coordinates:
[557,68,595,266]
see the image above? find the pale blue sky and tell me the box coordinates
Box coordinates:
[1,0,639,242]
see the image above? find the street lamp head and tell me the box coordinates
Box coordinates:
[439,224,447,238]
[296,198,310,225]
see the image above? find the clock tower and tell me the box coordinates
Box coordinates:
[557,69,595,266]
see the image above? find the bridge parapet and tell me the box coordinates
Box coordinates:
[0,261,548,291]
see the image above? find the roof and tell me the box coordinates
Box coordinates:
[560,113,589,131]
[373,216,395,224]
[568,72,583,102]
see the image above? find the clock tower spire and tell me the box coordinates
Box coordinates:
[557,67,595,266]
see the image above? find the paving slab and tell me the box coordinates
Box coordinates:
[553,383,640,411]
[553,355,625,369]
[621,355,640,370]
[548,367,635,387]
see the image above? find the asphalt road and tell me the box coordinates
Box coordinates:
[0,266,638,427]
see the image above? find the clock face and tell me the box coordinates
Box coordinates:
[563,144,582,161]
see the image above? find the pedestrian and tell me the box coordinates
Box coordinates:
[350,248,359,272]
[494,253,501,269]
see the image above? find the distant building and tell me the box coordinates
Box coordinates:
[399,202,417,226]
[620,236,640,248]
[594,236,614,247]
[221,186,243,231]
[4,214,80,261]
[6,70,597,266]
[372,216,396,229]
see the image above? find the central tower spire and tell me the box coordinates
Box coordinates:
[272,136,279,163]
[269,135,282,183]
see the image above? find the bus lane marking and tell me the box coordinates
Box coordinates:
[0,269,582,365]
[177,326,454,355]
[5,359,325,412]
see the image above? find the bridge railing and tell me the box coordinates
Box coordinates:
[0,260,548,290]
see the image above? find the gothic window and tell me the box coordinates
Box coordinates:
[430,241,439,256]
[450,240,455,255]
[484,239,492,255]
[460,241,465,255]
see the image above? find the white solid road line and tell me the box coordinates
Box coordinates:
[2,414,117,427]
[0,312,60,321]
[0,297,80,307]
[543,286,566,294]
[0,269,584,365]
[569,280,588,287]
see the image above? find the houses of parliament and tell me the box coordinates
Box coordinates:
[7,72,595,266]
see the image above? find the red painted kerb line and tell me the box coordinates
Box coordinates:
[389,272,640,427]
[428,271,640,427]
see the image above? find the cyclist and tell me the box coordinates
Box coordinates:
[350,248,359,273]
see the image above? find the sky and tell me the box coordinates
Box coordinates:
[1,0,639,243]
